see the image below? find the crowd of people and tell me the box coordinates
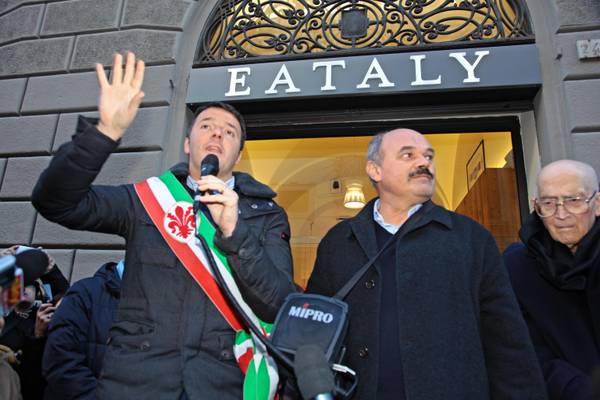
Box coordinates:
[0,51,598,400]
[0,247,123,400]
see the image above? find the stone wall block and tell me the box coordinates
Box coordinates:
[555,0,600,29]
[0,201,36,245]
[0,114,58,155]
[22,65,173,113]
[564,79,600,132]
[0,151,162,200]
[0,4,42,45]
[0,78,26,115]
[0,0,21,15]
[572,132,600,176]
[0,158,6,192]
[122,0,192,29]
[0,156,50,198]
[42,0,121,36]
[138,65,175,106]
[33,214,125,247]
[0,37,73,77]
[70,249,125,283]
[95,150,163,184]
[0,1,65,15]
[22,71,98,112]
[46,249,74,282]
[0,0,29,15]
[53,107,168,151]
[557,31,600,80]
[71,30,177,70]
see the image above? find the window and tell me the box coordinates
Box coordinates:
[197,0,532,63]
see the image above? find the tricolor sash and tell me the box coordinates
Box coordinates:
[134,171,278,400]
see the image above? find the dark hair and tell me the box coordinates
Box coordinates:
[190,102,247,151]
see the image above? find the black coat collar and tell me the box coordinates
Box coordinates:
[348,198,452,258]
[170,162,276,199]
[520,212,600,290]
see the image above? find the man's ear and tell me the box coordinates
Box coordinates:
[183,137,190,156]
[366,160,380,183]
[594,192,600,217]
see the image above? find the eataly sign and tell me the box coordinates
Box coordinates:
[187,44,541,102]
[225,51,489,97]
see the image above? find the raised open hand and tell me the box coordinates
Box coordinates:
[95,52,145,141]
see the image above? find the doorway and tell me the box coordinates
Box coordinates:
[238,126,524,287]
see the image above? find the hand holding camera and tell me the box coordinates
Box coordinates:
[34,303,56,338]
[0,246,53,317]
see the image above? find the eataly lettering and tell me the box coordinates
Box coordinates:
[224,50,490,97]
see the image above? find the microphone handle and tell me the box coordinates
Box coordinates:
[193,189,202,215]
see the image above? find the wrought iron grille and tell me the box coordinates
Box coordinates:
[197,0,533,63]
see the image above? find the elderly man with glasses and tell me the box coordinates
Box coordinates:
[504,159,600,400]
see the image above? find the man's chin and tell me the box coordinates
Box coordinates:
[414,182,434,195]
[413,190,434,201]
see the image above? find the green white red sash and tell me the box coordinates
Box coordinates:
[134,171,278,400]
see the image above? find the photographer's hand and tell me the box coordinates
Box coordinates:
[0,245,19,257]
[95,52,145,141]
[34,303,56,338]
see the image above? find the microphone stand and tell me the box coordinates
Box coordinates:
[193,189,295,374]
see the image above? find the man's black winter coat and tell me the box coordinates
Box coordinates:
[307,200,547,400]
[43,262,121,400]
[32,117,295,400]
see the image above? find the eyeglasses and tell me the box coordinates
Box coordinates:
[533,191,597,218]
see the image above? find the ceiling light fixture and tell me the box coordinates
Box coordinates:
[344,182,366,209]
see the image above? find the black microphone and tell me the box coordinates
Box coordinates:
[200,154,219,177]
[194,154,221,219]
[294,344,335,400]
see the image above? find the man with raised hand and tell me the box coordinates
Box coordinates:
[32,52,295,400]
[307,128,547,399]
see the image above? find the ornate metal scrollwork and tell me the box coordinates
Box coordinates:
[196,0,532,63]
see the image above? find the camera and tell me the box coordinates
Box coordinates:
[0,255,24,317]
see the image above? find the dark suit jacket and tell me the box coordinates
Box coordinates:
[307,200,547,400]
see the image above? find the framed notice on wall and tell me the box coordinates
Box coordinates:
[466,140,486,189]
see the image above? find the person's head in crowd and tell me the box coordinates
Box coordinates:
[0,255,15,331]
[14,247,51,312]
[366,128,435,206]
[0,248,50,332]
[42,259,125,399]
[0,246,65,400]
[533,159,600,253]
[184,102,246,182]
